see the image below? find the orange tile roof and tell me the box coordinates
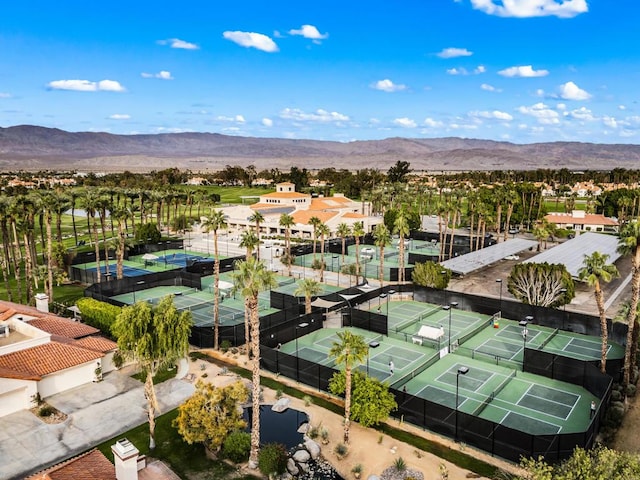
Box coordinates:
[292,211,337,225]
[342,212,366,219]
[0,307,17,321]
[28,317,99,339]
[74,336,118,353]
[0,342,103,379]
[545,213,618,226]
[249,203,288,210]
[261,191,309,199]
[308,198,352,210]
[27,449,115,480]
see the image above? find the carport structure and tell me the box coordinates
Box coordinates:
[441,239,538,276]
[524,232,621,279]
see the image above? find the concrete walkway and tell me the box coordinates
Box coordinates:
[0,369,194,480]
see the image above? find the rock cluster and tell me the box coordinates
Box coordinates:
[281,437,343,480]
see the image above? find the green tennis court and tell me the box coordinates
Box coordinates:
[541,330,625,361]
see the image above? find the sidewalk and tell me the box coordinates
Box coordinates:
[0,369,194,480]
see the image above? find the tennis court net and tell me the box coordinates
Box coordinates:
[539,328,559,350]
[458,312,497,345]
[278,277,296,287]
[473,369,516,416]
[391,352,440,389]
[394,313,423,333]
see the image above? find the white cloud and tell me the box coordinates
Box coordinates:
[558,81,592,100]
[470,110,514,121]
[423,118,444,128]
[223,31,279,52]
[371,79,407,92]
[447,67,468,75]
[474,65,486,74]
[262,118,273,127]
[157,38,199,50]
[47,79,126,92]
[470,0,588,18]
[288,25,328,42]
[436,47,472,58]
[481,83,502,92]
[109,114,130,120]
[603,116,618,128]
[216,114,246,123]
[393,117,417,128]
[518,102,560,124]
[0,92,11,98]
[619,105,627,110]
[569,107,594,121]
[498,65,549,77]
[280,108,349,122]
[141,70,173,80]
[556,103,567,111]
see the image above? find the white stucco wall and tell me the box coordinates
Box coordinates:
[0,378,37,417]
[101,351,117,373]
[39,361,99,399]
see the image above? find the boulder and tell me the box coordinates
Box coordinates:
[286,458,299,476]
[304,439,321,459]
[298,461,309,473]
[367,476,380,480]
[282,473,293,480]
[272,397,291,412]
[292,449,311,463]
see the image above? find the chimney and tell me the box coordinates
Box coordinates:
[35,293,49,313]
[112,438,140,480]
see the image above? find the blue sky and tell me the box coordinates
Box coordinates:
[1,0,639,144]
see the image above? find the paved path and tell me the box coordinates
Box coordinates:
[0,369,194,480]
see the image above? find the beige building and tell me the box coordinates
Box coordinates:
[544,210,619,233]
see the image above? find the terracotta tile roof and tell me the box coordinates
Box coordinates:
[249,202,288,210]
[74,336,118,353]
[309,198,352,210]
[0,365,41,381]
[0,307,17,321]
[545,213,618,226]
[261,191,309,199]
[27,317,99,339]
[0,342,103,379]
[341,212,366,219]
[27,449,115,480]
[292,211,337,225]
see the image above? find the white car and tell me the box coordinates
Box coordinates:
[504,254,520,260]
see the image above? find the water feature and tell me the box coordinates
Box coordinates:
[243,405,344,480]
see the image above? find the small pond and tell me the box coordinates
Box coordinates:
[243,405,344,480]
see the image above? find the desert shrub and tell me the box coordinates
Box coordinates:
[393,457,407,471]
[222,431,251,463]
[275,389,283,400]
[303,395,312,406]
[39,405,55,417]
[604,401,625,428]
[258,443,288,476]
[611,389,623,402]
[308,425,319,439]
[220,340,232,352]
[626,384,637,398]
[334,443,348,458]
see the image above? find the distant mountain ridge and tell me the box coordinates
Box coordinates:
[1,125,639,172]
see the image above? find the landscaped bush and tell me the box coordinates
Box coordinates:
[604,401,625,428]
[334,442,348,459]
[76,297,122,336]
[39,405,55,417]
[221,431,251,463]
[220,340,232,353]
[626,384,637,397]
[258,443,288,476]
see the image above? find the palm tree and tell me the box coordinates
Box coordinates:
[240,230,259,260]
[309,216,323,260]
[202,210,228,350]
[279,213,295,277]
[231,258,277,469]
[317,223,330,283]
[374,223,391,287]
[294,278,323,314]
[110,206,130,280]
[393,211,410,283]
[336,223,351,263]
[352,221,365,284]
[618,221,640,386]
[248,211,265,259]
[84,190,102,283]
[578,252,619,373]
[329,331,369,444]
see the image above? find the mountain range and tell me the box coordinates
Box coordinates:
[1,125,639,172]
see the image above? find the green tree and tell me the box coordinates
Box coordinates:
[112,296,192,449]
[329,330,369,444]
[336,223,351,263]
[412,262,451,289]
[248,211,265,259]
[373,223,391,287]
[173,380,248,453]
[231,257,277,469]
[317,223,330,282]
[329,370,397,427]
[309,216,323,260]
[393,209,410,283]
[240,229,259,260]
[294,278,323,314]
[352,221,365,284]
[617,220,640,386]
[578,252,619,373]
[507,263,575,308]
[387,160,412,183]
[517,445,640,480]
[279,213,295,277]
[202,210,228,350]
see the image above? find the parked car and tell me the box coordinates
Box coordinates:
[504,254,520,260]
[508,228,519,234]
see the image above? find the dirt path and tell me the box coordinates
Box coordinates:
[611,394,640,453]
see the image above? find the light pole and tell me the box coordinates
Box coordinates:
[132,280,145,303]
[520,316,533,371]
[295,321,309,382]
[496,279,503,312]
[332,255,339,286]
[386,289,395,318]
[367,341,380,376]
[456,366,469,441]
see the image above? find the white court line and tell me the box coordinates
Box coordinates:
[524,393,573,420]
[516,383,534,405]
[501,411,561,434]
[476,338,519,359]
